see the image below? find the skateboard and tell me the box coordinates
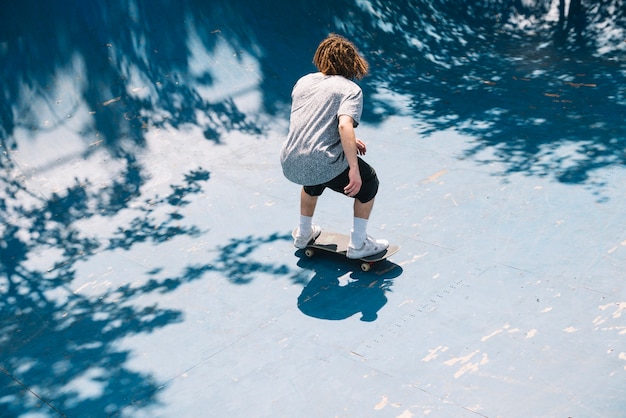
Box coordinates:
[293,229,400,271]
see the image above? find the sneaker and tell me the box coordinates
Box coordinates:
[293,224,322,249]
[347,236,389,259]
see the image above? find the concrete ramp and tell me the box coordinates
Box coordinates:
[1,1,625,417]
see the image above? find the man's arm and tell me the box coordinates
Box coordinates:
[338,114,362,197]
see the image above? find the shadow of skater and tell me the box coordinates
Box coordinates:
[295,251,403,322]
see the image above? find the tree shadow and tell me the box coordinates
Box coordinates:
[1,0,624,187]
[0,0,624,414]
[210,232,294,285]
[349,0,625,196]
[295,251,403,322]
[0,0,266,159]
[0,164,212,416]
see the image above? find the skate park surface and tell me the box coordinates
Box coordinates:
[1,1,625,417]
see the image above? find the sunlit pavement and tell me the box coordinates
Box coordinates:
[2,2,626,417]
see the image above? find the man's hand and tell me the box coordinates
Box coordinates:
[344,166,362,197]
[356,138,367,155]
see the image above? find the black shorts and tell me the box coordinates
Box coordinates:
[303,158,379,203]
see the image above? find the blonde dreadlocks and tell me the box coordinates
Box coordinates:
[313,34,369,80]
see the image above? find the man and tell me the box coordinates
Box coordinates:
[280,34,388,259]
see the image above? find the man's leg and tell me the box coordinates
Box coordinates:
[300,187,318,217]
[349,196,388,257]
[351,198,375,247]
[350,158,377,243]
[294,187,321,248]
[353,197,375,220]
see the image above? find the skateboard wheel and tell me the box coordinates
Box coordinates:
[360,262,371,272]
[305,248,315,257]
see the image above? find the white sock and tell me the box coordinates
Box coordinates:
[299,215,313,237]
[351,217,368,247]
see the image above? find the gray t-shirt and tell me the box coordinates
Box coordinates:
[280,72,363,186]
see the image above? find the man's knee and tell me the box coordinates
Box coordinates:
[355,160,379,203]
[355,175,378,203]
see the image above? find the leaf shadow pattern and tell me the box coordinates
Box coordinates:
[0,0,267,158]
[2,0,624,191]
[351,0,626,197]
[1,277,179,417]
[0,164,212,417]
[295,251,403,322]
[106,168,210,251]
[211,233,294,285]
[0,0,624,413]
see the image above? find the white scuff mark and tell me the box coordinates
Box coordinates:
[397,410,414,418]
[593,316,606,327]
[444,351,489,379]
[420,169,449,184]
[481,328,503,342]
[599,302,626,319]
[564,326,578,333]
[398,299,414,307]
[73,282,93,294]
[541,307,553,313]
[526,329,537,338]
[399,252,428,266]
[102,96,121,106]
[444,193,458,206]
[422,345,448,362]
[374,395,389,410]
[482,323,512,341]
[186,241,209,253]
[444,350,480,367]
[599,326,626,335]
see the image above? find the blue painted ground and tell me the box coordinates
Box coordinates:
[1,1,626,417]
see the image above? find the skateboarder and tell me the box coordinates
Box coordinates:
[280,34,389,259]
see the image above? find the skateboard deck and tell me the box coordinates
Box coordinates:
[293,229,399,271]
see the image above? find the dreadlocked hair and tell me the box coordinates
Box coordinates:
[313,34,369,80]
